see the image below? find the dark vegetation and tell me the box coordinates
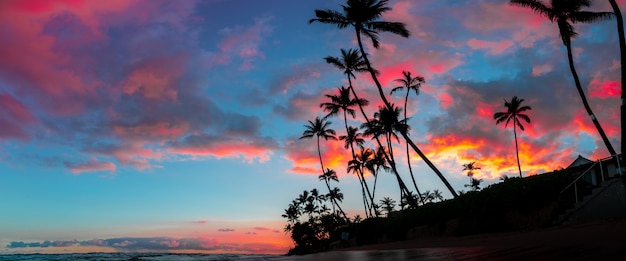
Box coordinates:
[283,0,624,255]
[286,169,579,255]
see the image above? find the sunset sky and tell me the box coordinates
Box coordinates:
[0,0,623,255]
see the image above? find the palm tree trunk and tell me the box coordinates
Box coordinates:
[565,41,616,156]
[514,124,522,178]
[317,136,337,213]
[347,82,415,204]
[608,0,625,170]
[354,28,458,198]
[344,110,373,217]
[404,90,423,203]
[317,136,325,171]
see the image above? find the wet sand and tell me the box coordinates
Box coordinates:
[285,218,626,260]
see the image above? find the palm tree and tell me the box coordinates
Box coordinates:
[391,70,425,199]
[465,178,484,192]
[325,48,416,207]
[432,189,444,202]
[318,169,348,220]
[311,0,458,198]
[300,117,337,173]
[494,96,532,178]
[510,0,615,156]
[347,146,375,216]
[608,0,626,168]
[321,87,372,216]
[379,197,396,217]
[462,161,482,184]
[362,104,414,202]
[368,146,391,203]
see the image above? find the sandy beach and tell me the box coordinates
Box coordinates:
[284,217,626,260]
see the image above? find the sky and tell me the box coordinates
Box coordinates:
[0,0,624,255]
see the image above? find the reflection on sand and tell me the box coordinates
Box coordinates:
[280,248,484,261]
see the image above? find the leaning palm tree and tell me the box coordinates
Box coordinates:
[510,0,615,156]
[462,161,482,184]
[362,104,414,202]
[321,87,372,216]
[311,0,458,197]
[339,139,374,217]
[607,0,625,167]
[368,146,390,203]
[391,70,425,199]
[494,96,532,178]
[325,48,415,206]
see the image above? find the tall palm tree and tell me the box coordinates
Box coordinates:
[462,161,482,184]
[494,96,532,178]
[321,87,372,216]
[510,0,615,156]
[300,117,337,173]
[325,48,415,206]
[362,104,413,201]
[391,70,425,199]
[311,0,458,197]
[368,146,390,203]
[346,140,375,216]
[608,0,625,168]
[319,169,349,220]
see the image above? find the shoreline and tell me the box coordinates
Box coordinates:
[340,217,626,251]
[285,218,626,260]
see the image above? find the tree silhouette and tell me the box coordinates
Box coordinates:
[494,96,531,178]
[369,146,390,204]
[347,146,376,216]
[318,169,348,221]
[300,117,337,172]
[391,70,425,202]
[462,161,482,184]
[300,117,346,221]
[510,0,615,156]
[379,197,396,217]
[608,0,626,168]
[325,48,415,203]
[362,104,413,202]
[465,178,484,192]
[311,0,458,197]
[321,87,372,216]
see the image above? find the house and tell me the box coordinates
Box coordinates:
[566,155,623,186]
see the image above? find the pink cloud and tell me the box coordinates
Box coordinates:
[589,79,620,99]
[467,38,514,55]
[65,159,116,174]
[0,93,38,140]
[531,64,554,76]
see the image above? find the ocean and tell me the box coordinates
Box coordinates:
[0,253,289,261]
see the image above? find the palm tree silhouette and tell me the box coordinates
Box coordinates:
[607,0,625,167]
[369,146,390,204]
[325,48,415,207]
[319,169,349,220]
[494,96,532,178]
[465,178,484,192]
[391,70,425,201]
[379,196,396,217]
[347,146,375,216]
[362,104,415,202]
[321,87,372,216]
[510,0,615,156]
[462,161,482,184]
[311,0,458,197]
[300,117,337,173]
